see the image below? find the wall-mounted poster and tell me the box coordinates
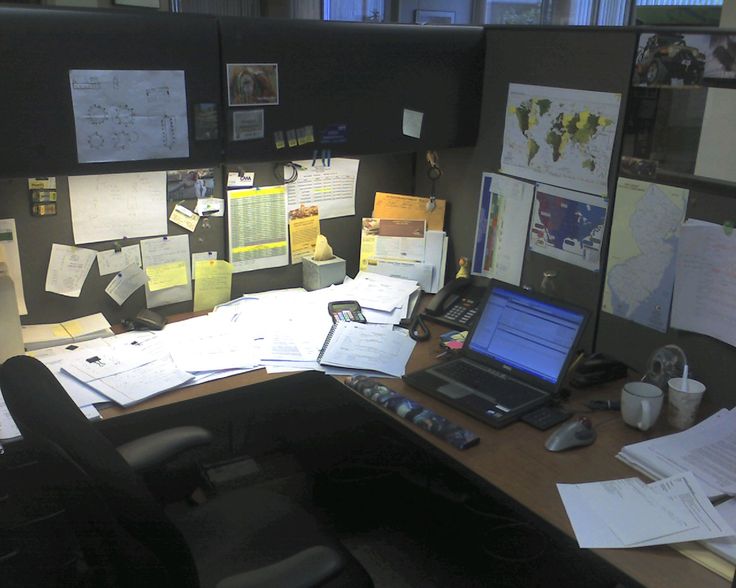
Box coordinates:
[227,64,279,106]
[501,84,620,197]
[69,69,189,163]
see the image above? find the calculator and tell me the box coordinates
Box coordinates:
[327,300,366,324]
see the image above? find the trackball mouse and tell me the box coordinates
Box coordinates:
[545,417,597,452]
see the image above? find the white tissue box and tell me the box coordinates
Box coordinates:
[302,256,346,291]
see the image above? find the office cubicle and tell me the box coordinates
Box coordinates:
[1,8,735,408]
[0,8,480,323]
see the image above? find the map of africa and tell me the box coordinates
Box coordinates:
[501,84,621,196]
[602,179,689,333]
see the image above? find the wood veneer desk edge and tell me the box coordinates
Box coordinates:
[100,313,729,588]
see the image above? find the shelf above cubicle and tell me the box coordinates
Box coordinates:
[218,18,484,162]
[0,7,223,179]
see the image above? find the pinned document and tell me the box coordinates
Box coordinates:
[193,260,232,312]
[45,243,96,297]
[97,244,142,276]
[146,261,188,292]
[140,235,192,308]
[227,185,289,273]
[105,263,146,306]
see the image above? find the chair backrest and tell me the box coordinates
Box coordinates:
[0,355,199,587]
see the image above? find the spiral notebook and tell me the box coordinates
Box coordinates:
[317,322,415,377]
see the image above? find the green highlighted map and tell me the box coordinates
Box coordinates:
[501,84,620,197]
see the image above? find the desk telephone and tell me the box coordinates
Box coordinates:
[422,278,485,330]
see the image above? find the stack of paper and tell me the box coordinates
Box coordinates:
[317,322,416,378]
[22,313,113,351]
[558,472,734,548]
[617,408,736,499]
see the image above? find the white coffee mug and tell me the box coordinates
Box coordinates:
[621,381,663,432]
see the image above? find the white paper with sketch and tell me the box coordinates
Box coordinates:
[69,69,189,163]
[285,158,359,219]
[97,245,142,276]
[671,219,736,348]
[45,243,96,297]
[0,219,28,314]
[68,172,168,244]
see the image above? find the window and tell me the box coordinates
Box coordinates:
[324,0,384,22]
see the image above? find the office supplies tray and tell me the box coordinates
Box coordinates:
[344,376,479,450]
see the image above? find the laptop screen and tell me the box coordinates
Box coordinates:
[467,285,586,384]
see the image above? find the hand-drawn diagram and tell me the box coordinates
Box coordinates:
[69,69,189,163]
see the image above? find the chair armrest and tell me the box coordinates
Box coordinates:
[215,545,344,588]
[117,426,212,471]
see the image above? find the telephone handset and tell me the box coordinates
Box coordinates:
[423,278,485,330]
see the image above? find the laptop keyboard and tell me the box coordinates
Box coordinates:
[434,361,543,408]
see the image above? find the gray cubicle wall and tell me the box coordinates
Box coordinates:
[416,27,639,352]
[596,176,736,408]
[218,18,485,162]
[0,7,223,179]
[0,153,414,325]
[418,27,736,409]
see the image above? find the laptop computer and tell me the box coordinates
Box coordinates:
[404,280,588,428]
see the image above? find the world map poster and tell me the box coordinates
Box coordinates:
[501,83,621,197]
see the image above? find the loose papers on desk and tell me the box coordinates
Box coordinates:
[60,338,193,407]
[317,322,416,378]
[22,312,113,351]
[617,408,736,499]
[558,472,734,548]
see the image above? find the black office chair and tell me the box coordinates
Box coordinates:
[0,355,373,588]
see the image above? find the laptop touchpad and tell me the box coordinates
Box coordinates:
[438,383,472,399]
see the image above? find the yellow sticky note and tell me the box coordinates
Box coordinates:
[146,261,188,292]
[193,260,233,312]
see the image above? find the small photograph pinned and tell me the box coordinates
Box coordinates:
[633,33,707,87]
[227,63,279,106]
[705,34,736,85]
[166,169,215,200]
[194,103,219,141]
[232,109,264,141]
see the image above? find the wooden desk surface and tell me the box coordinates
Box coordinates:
[99,322,730,588]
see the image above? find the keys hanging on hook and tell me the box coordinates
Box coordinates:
[426,150,441,212]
